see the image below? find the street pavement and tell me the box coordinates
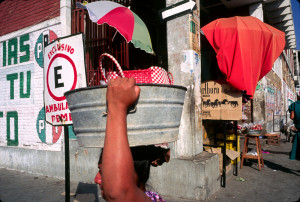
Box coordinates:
[0,135,299,202]
[206,136,300,202]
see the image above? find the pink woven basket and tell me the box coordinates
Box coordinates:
[99,53,173,85]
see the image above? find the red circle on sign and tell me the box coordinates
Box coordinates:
[47,53,77,101]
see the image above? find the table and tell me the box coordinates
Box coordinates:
[240,134,264,171]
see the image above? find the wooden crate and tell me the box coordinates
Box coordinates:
[265,133,280,146]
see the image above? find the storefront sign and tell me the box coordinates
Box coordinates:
[160,0,196,21]
[189,15,200,53]
[201,81,242,120]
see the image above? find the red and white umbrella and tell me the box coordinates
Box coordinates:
[77,1,154,54]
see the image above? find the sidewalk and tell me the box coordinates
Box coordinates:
[206,136,300,202]
[0,136,299,202]
[0,168,105,202]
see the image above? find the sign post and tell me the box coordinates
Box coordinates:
[44,33,86,201]
[160,0,196,21]
[64,125,70,201]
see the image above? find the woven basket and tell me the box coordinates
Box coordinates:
[99,53,173,84]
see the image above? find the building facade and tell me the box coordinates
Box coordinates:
[0,0,298,200]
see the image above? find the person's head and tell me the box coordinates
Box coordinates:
[241,114,248,123]
[94,145,170,195]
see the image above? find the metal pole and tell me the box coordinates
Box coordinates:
[234,121,238,176]
[251,99,254,123]
[222,121,226,187]
[64,125,70,202]
[272,109,275,132]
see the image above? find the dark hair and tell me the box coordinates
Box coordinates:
[130,145,170,166]
[98,145,169,185]
[133,160,151,187]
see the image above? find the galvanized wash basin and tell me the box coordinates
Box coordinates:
[64,84,187,147]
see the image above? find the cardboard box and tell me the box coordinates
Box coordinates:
[205,147,240,175]
[201,81,242,120]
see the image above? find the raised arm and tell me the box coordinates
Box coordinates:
[101,78,150,202]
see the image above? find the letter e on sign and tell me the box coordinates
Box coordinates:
[46,53,77,101]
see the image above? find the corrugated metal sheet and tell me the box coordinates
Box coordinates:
[0,0,60,36]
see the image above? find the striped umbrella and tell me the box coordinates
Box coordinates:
[77,1,154,54]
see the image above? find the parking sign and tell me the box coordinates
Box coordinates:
[44,33,86,125]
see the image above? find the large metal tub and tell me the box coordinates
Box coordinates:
[65,84,187,147]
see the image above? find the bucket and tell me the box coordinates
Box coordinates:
[64,84,187,147]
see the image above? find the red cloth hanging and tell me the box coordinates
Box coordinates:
[201,16,285,98]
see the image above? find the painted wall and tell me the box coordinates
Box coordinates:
[261,53,298,134]
[0,23,66,150]
[252,55,291,134]
[253,79,266,123]
[0,2,100,182]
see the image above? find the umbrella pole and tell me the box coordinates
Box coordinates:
[112,31,118,42]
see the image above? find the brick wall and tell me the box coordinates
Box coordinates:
[0,0,60,36]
